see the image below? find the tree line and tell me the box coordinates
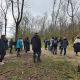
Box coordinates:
[0,0,80,41]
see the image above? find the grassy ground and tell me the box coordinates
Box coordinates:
[0,49,80,80]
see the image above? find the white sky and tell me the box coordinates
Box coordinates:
[27,0,53,19]
[1,0,80,38]
[5,0,53,38]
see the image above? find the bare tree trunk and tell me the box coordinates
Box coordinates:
[67,0,79,41]
[15,23,19,39]
[11,0,24,40]
[5,15,7,36]
[52,0,61,35]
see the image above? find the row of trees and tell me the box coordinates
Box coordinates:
[0,0,80,41]
[0,0,24,40]
[40,0,80,41]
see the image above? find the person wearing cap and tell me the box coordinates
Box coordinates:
[60,37,69,56]
[31,33,42,63]
[73,36,80,56]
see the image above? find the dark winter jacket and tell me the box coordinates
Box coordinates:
[73,43,80,52]
[31,35,41,52]
[25,40,30,51]
[52,39,58,47]
[9,40,14,48]
[44,39,48,48]
[61,39,68,48]
[0,39,6,53]
[73,39,80,52]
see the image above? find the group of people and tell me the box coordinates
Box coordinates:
[0,33,80,65]
[44,37,68,56]
[44,36,80,56]
[15,33,41,63]
[0,33,42,65]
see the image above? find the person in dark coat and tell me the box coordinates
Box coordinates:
[58,37,62,50]
[9,39,14,53]
[4,38,8,50]
[60,37,68,56]
[44,38,48,50]
[58,37,62,53]
[0,35,7,65]
[50,37,54,53]
[31,33,41,63]
[47,39,51,50]
[52,37,58,55]
[24,37,30,53]
[73,37,80,56]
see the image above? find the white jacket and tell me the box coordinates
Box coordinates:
[74,39,80,44]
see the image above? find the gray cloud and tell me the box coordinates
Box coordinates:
[28,0,53,18]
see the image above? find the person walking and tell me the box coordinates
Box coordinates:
[50,37,54,53]
[16,38,23,57]
[73,36,80,56]
[0,35,7,65]
[44,38,48,50]
[9,39,14,53]
[58,37,62,54]
[60,37,69,56]
[52,37,58,55]
[31,33,41,63]
[24,37,30,53]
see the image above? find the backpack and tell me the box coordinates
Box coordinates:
[53,40,58,46]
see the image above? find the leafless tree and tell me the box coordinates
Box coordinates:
[0,21,3,36]
[10,0,24,40]
[52,0,62,31]
[0,0,10,36]
[67,0,79,40]
[19,14,29,38]
[40,13,47,34]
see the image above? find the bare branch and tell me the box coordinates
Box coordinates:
[19,0,24,23]
[17,0,20,21]
[11,0,17,23]
[55,0,62,25]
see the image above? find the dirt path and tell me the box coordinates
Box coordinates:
[5,48,80,65]
[0,49,80,80]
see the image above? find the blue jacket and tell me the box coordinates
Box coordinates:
[16,39,23,48]
[61,39,68,48]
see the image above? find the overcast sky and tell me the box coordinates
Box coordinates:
[4,0,53,37]
[27,0,53,19]
[2,0,80,37]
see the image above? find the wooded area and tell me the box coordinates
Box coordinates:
[0,0,80,41]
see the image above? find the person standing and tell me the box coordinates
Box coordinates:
[24,37,30,53]
[50,37,54,53]
[53,37,58,55]
[31,33,41,63]
[9,39,14,53]
[16,38,23,57]
[73,36,80,56]
[58,37,62,54]
[0,35,7,65]
[44,38,48,50]
[60,37,69,56]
